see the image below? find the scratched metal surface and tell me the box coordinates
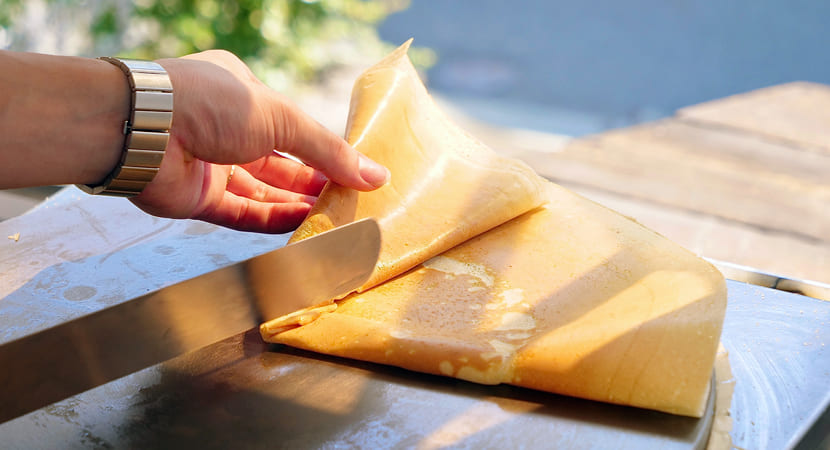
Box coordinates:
[0,281,827,449]
[0,329,717,449]
[0,188,289,345]
[1,189,828,448]
[720,282,830,448]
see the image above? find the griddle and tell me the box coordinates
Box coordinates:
[0,190,827,449]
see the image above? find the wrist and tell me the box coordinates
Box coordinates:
[79,58,132,184]
[78,58,173,196]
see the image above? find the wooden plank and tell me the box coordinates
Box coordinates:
[678,82,830,155]
[564,185,830,285]
[512,119,830,243]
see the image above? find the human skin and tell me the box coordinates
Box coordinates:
[0,49,389,233]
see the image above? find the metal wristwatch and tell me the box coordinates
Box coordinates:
[77,58,173,197]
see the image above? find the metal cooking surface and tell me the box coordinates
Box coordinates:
[0,329,715,449]
[0,281,827,449]
[1,191,828,448]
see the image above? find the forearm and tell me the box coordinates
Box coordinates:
[0,51,128,188]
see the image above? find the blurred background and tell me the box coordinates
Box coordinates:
[2,0,828,285]
[3,0,828,134]
[380,0,830,135]
[0,0,432,92]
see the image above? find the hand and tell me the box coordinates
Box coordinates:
[132,50,389,233]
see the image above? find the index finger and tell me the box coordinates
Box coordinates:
[267,93,389,191]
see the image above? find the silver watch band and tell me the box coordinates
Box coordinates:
[78,58,173,197]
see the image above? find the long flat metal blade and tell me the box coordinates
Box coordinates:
[246,218,381,321]
[0,218,380,424]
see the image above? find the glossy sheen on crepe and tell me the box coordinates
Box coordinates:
[289,40,545,292]
[263,182,727,417]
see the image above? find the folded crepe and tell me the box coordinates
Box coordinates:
[289,39,546,292]
[261,42,727,418]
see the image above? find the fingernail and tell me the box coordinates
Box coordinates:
[358,154,390,188]
[312,169,328,185]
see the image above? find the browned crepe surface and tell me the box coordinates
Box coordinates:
[262,42,727,418]
[289,40,545,292]
[265,182,726,417]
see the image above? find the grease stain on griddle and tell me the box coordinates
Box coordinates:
[208,253,232,267]
[63,285,98,302]
[183,222,216,236]
[152,245,176,255]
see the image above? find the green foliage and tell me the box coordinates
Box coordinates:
[0,0,22,28]
[91,6,119,39]
[0,0,434,90]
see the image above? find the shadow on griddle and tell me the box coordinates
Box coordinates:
[273,343,713,449]
[1,327,710,449]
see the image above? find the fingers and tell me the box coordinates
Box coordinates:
[240,152,328,196]
[226,163,319,203]
[196,190,314,234]
[268,94,390,191]
[200,162,322,233]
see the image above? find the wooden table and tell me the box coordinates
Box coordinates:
[464,82,830,285]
